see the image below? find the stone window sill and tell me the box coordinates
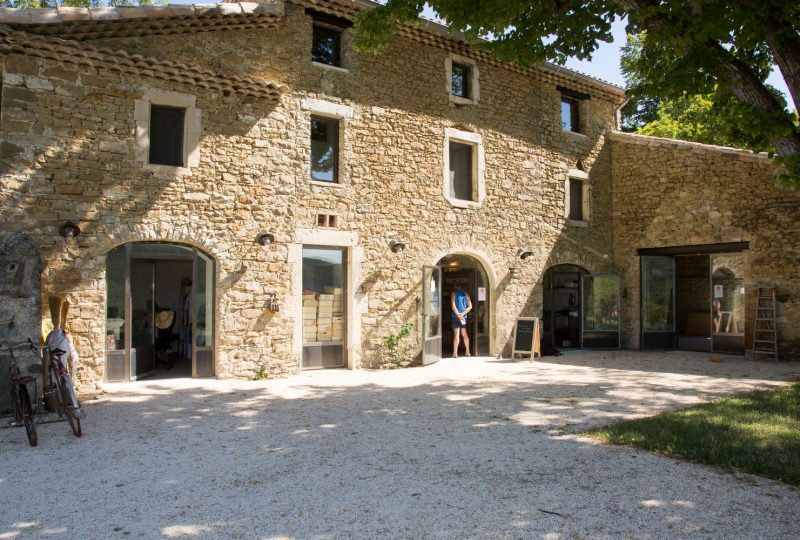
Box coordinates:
[311,179,345,189]
[563,130,589,140]
[312,61,350,74]
[568,219,589,228]
[449,94,477,106]
[144,163,192,176]
[446,197,482,210]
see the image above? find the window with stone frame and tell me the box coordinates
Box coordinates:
[312,24,342,67]
[149,105,186,167]
[311,116,339,183]
[446,53,479,105]
[565,170,591,225]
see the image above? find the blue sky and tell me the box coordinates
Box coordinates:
[169,1,791,105]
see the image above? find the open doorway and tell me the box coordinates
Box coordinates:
[436,254,490,358]
[640,244,746,355]
[542,264,588,349]
[105,243,215,381]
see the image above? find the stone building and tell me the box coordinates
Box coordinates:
[0,0,797,388]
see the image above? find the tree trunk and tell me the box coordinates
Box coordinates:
[708,40,800,159]
[764,27,800,113]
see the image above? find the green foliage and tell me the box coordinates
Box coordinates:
[253,359,270,380]
[637,92,775,152]
[383,322,413,368]
[591,384,800,486]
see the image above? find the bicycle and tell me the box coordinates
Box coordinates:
[3,338,38,446]
[37,339,83,438]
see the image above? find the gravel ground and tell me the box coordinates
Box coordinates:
[1,350,799,539]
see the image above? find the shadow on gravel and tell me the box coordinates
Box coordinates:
[2,356,800,538]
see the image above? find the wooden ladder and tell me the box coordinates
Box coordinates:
[752,287,778,360]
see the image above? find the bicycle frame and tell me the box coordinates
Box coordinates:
[3,338,39,446]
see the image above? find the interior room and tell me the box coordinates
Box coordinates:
[542,265,588,349]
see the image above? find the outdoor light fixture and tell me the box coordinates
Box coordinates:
[256,232,274,246]
[389,240,406,253]
[518,248,533,260]
[58,221,81,239]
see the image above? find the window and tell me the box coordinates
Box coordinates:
[311,116,339,183]
[443,128,484,208]
[561,97,579,132]
[135,89,200,171]
[312,25,342,67]
[449,142,474,201]
[451,63,471,99]
[565,169,591,224]
[568,178,583,220]
[446,53,479,105]
[148,105,185,167]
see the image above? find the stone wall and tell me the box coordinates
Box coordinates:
[0,5,618,384]
[611,132,800,359]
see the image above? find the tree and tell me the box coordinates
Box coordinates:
[354,1,800,187]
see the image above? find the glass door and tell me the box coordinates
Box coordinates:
[302,247,346,369]
[105,246,128,381]
[582,275,620,348]
[130,259,155,378]
[711,254,746,354]
[641,256,676,349]
[193,250,215,376]
[422,265,442,365]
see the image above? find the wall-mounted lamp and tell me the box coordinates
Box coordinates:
[256,232,274,246]
[518,248,533,260]
[59,221,81,239]
[389,240,406,253]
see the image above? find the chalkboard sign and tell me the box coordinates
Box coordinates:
[512,317,541,360]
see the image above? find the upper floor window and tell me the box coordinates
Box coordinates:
[443,128,484,208]
[568,178,583,220]
[558,86,590,134]
[446,53,479,105]
[312,25,342,67]
[311,116,339,183]
[135,88,200,172]
[451,63,471,99]
[565,168,591,225]
[149,105,185,167]
[561,97,579,133]
[449,141,474,201]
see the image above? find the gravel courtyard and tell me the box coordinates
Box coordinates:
[2,350,799,539]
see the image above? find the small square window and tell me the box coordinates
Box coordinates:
[449,141,474,201]
[451,63,471,99]
[149,105,185,167]
[312,25,342,67]
[311,116,339,183]
[561,98,580,132]
[569,178,584,220]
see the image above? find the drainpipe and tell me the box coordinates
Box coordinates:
[614,97,631,131]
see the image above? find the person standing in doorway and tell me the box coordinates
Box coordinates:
[451,283,473,358]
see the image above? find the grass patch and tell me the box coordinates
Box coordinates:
[589,383,800,486]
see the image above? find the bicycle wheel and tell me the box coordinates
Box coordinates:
[59,374,81,437]
[49,365,65,418]
[18,384,38,447]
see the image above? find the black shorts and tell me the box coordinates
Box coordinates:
[451,317,467,329]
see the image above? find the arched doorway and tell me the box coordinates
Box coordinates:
[436,254,491,358]
[105,242,215,381]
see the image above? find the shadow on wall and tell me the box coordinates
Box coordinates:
[0,232,42,413]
